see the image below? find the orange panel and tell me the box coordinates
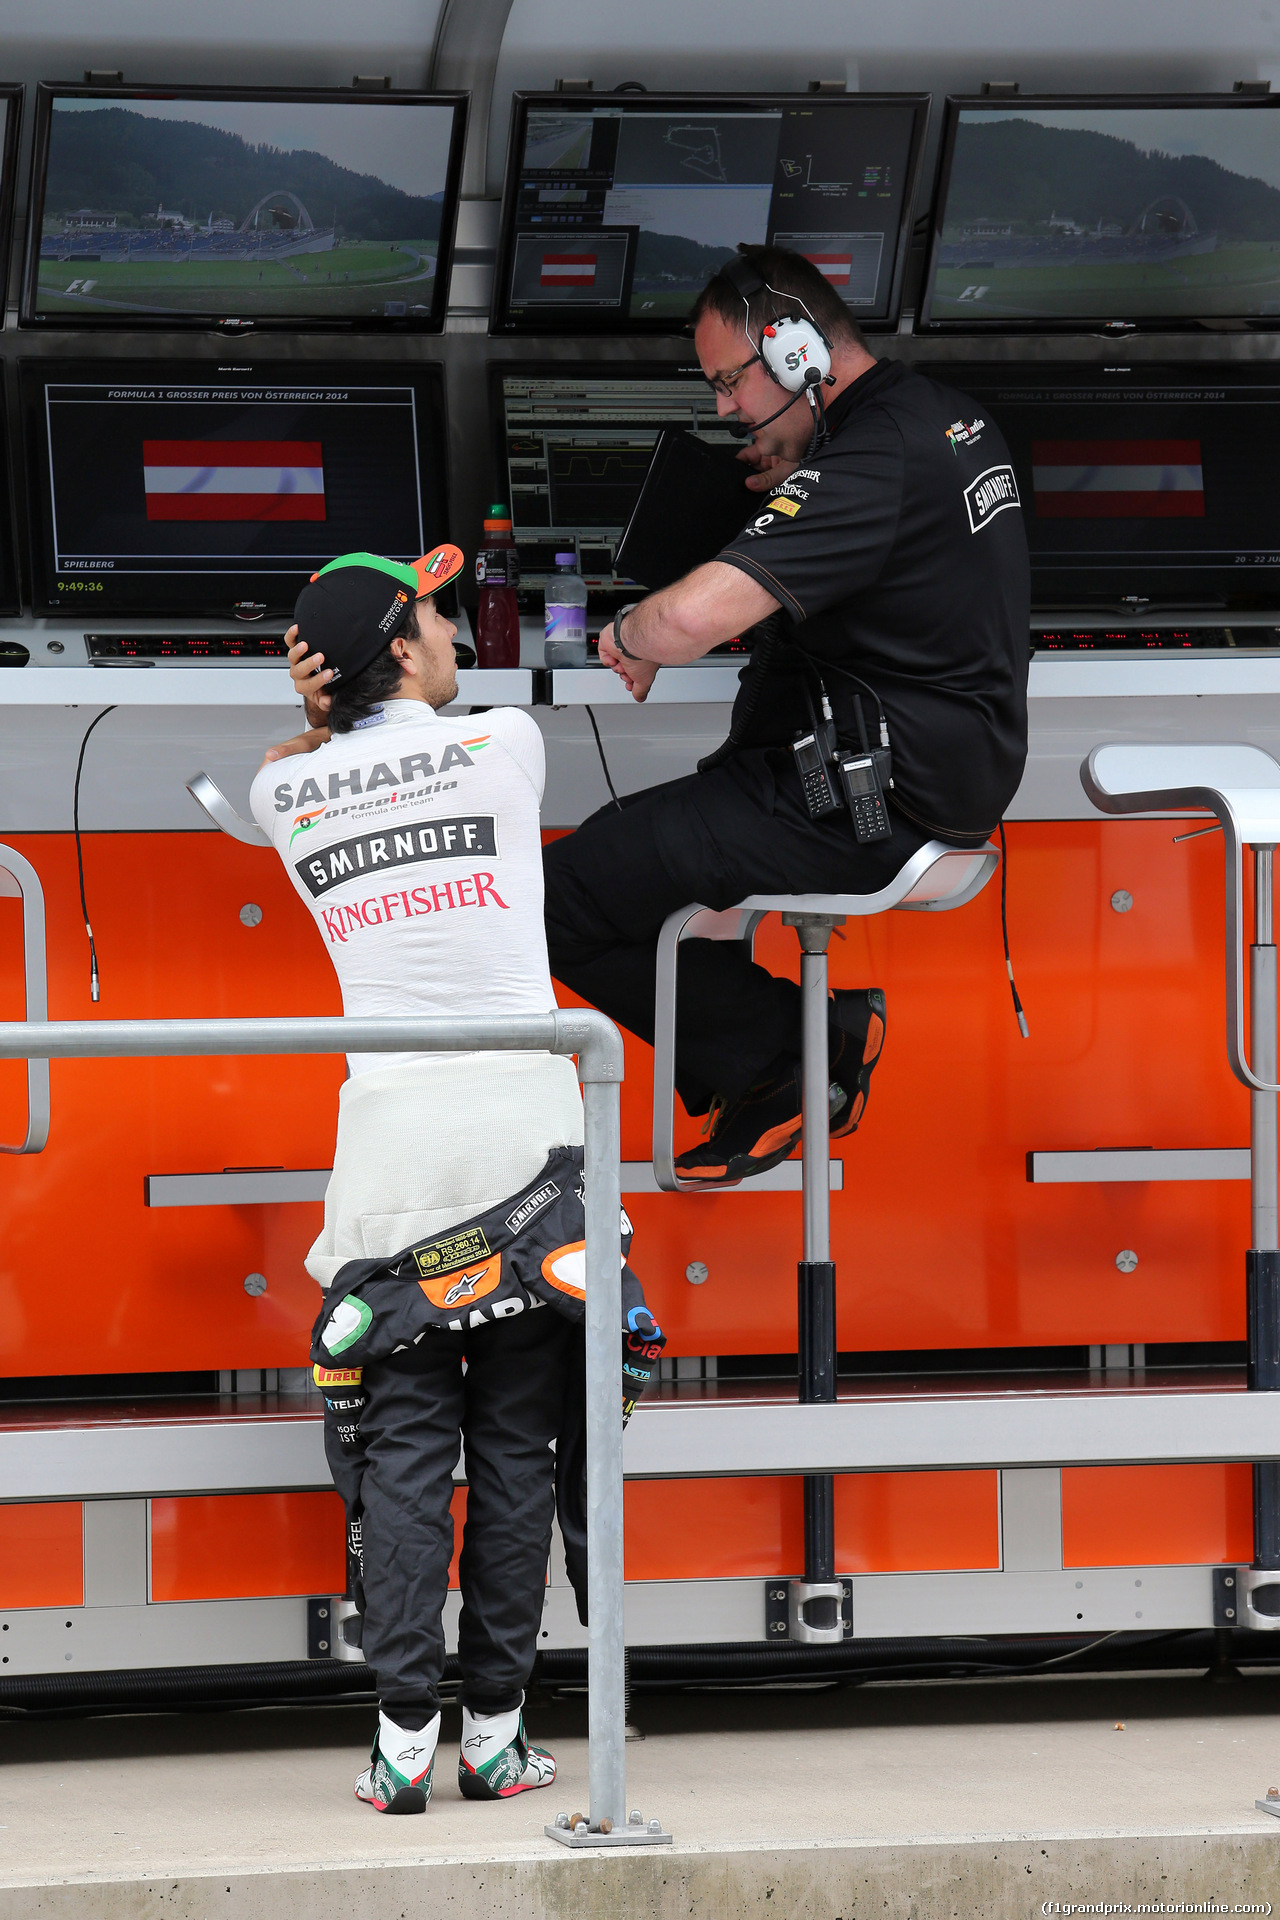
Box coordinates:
[0,820,1254,1379]
[553,819,1251,1358]
[151,1492,346,1600]
[623,1471,998,1579]
[0,1502,83,1607]
[149,1489,467,1601]
[1062,1464,1253,1567]
[834,1470,999,1573]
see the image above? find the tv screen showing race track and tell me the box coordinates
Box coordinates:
[492,92,928,333]
[923,96,1280,328]
[22,363,447,619]
[23,87,466,329]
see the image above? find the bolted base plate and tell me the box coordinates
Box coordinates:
[546,1822,673,1847]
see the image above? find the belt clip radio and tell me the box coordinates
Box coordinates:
[836,694,892,844]
[791,708,844,820]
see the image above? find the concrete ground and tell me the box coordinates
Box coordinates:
[2,1669,1280,1917]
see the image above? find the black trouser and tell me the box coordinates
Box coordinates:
[355,1302,575,1720]
[543,751,929,1114]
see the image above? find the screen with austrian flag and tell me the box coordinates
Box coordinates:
[22,360,447,618]
[945,364,1280,608]
[492,92,928,334]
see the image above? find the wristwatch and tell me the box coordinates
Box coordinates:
[610,604,643,660]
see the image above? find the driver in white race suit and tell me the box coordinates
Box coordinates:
[249,547,605,1815]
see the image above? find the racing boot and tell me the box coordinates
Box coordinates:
[671,990,886,1185]
[354,1708,440,1813]
[828,988,886,1138]
[457,1698,556,1800]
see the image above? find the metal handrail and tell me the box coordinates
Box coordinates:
[0,1008,648,1843]
[1081,744,1280,1095]
[0,844,49,1154]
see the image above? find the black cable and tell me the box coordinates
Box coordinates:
[999,820,1029,1039]
[585,704,622,810]
[72,705,116,1005]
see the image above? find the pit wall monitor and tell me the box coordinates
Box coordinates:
[0,379,21,620]
[493,363,741,616]
[21,360,448,621]
[921,93,1280,332]
[21,84,467,332]
[491,92,929,335]
[0,86,23,321]
[944,363,1280,609]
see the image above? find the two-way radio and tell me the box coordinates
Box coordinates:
[790,667,893,844]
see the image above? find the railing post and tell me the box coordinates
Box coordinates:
[581,1068,625,1832]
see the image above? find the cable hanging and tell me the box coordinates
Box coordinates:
[73,705,116,1004]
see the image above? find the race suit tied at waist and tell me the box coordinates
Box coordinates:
[614,429,757,591]
[310,1145,663,1416]
[311,1147,665,1629]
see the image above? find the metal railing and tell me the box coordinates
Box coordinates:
[0,1007,666,1847]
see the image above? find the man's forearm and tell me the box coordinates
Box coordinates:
[620,560,779,664]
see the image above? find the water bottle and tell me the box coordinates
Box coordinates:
[475,504,521,669]
[544,551,588,667]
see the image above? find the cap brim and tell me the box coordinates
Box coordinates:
[411,543,465,597]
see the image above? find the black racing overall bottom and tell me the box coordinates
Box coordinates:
[311,1148,662,1721]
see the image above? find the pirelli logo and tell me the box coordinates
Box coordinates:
[296,815,498,896]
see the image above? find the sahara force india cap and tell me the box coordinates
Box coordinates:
[293,545,464,684]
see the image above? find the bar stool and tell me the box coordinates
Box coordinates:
[1081,742,1280,1631]
[651,836,1001,1643]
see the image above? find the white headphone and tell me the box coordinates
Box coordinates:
[722,254,833,393]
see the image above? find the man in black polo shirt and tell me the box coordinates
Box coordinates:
[542,244,1030,1185]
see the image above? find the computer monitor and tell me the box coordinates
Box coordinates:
[21,85,467,331]
[922,93,1280,331]
[0,381,21,620]
[22,360,448,620]
[491,92,929,335]
[492,362,747,617]
[942,362,1280,608]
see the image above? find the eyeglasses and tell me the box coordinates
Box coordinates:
[704,350,762,398]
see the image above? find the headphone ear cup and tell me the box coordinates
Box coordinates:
[761,318,833,392]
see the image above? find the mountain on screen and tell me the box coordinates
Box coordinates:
[947,119,1280,239]
[632,230,738,286]
[44,109,444,241]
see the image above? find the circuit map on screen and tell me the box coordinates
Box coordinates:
[495,94,924,331]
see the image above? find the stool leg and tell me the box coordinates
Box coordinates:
[1249,847,1280,1570]
[792,915,840,1616]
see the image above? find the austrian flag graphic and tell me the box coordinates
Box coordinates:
[540,251,596,288]
[142,440,326,522]
[803,251,853,286]
[1031,440,1204,519]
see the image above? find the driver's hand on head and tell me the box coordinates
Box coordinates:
[286,625,334,717]
[259,626,332,764]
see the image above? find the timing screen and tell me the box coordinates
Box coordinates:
[956,372,1280,598]
[41,379,427,594]
[500,371,731,600]
[928,105,1280,324]
[34,95,460,324]
[502,100,915,325]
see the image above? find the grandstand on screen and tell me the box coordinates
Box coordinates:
[42,188,337,262]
